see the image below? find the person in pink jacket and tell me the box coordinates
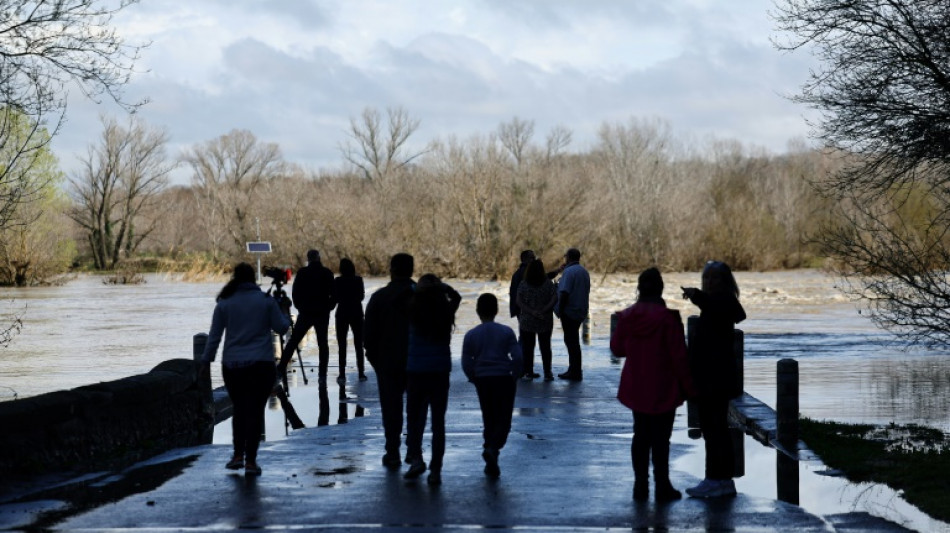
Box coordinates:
[612,267,696,502]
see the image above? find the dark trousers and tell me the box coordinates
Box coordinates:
[376,370,407,457]
[406,371,450,471]
[222,361,276,463]
[560,316,583,374]
[520,328,553,376]
[698,396,734,480]
[632,410,676,483]
[282,312,330,376]
[335,313,365,375]
[474,376,517,451]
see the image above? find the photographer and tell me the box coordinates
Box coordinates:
[278,249,335,380]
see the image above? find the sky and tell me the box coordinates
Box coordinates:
[52,0,819,183]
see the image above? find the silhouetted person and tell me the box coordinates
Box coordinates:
[509,249,535,320]
[403,274,462,486]
[199,262,290,477]
[364,253,415,469]
[682,261,746,499]
[556,248,590,381]
[612,267,696,501]
[278,249,335,381]
[334,258,366,383]
[516,259,557,380]
[462,293,522,479]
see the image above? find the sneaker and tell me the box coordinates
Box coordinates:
[404,458,427,479]
[686,479,734,498]
[427,471,442,486]
[544,373,555,381]
[482,447,500,478]
[655,481,683,502]
[382,453,402,469]
[244,463,262,476]
[557,371,583,381]
[225,457,244,470]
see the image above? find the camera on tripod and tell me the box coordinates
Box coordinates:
[263,266,289,286]
[263,266,292,316]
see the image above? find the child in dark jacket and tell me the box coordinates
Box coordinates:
[462,293,523,479]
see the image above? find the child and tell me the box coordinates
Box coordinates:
[462,293,523,478]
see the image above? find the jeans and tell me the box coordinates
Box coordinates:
[698,396,734,480]
[632,410,676,482]
[474,375,517,451]
[335,312,365,375]
[222,361,276,463]
[520,328,553,376]
[376,370,407,457]
[406,371,450,471]
[560,316,583,374]
[282,312,331,376]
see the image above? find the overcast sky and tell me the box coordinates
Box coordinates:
[53,0,818,183]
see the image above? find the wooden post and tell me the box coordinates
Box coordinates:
[776,358,799,450]
[582,312,591,345]
[610,312,619,357]
[686,316,699,428]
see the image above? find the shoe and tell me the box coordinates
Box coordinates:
[544,373,554,381]
[482,447,500,478]
[359,373,368,382]
[655,481,683,502]
[244,463,262,476]
[336,375,346,384]
[382,453,402,469]
[404,458,427,479]
[528,372,541,379]
[521,373,533,381]
[427,471,442,486]
[686,479,734,498]
[558,371,583,381]
[225,457,244,470]
[633,480,649,501]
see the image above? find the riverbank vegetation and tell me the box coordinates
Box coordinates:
[800,418,950,523]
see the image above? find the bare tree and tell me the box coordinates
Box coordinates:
[497,117,534,168]
[0,0,145,230]
[184,129,287,258]
[340,106,424,183]
[69,116,173,269]
[775,0,950,345]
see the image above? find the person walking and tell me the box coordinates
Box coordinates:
[556,248,590,381]
[279,249,335,381]
[199,262,290,477]
[612,267,696,501]
[681,261,746,499]
[516,259,558,380]
[403,274,462,486]
[462,293,522,479]
[364,253,416,469]
[333,258,366,383]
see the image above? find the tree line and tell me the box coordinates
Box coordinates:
[2,107,844,286]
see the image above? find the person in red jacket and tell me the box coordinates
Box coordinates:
[612,267,696,502]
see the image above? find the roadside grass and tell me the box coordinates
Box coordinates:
[800,418,950,523]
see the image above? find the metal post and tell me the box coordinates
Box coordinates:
[777,358,799,450]
[193,333,213,441]
[582,312,591,345]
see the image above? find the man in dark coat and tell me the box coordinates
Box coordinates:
[508,249,535,319]
[364,253,415,468]
[278,249,335,380]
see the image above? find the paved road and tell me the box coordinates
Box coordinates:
[0,345,916,532]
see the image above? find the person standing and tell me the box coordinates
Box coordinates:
[612,267,696,501]
[516,259,558,380]
[682,261,746,499]
[462,293,522,479]
[279,249,335,381]
[509,249,535,321]
[364,253,415,469]
[556,248,590,381]
[333,258,366,383]
[200,263,290,477]
[403,274,462,486]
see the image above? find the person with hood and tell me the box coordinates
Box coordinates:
[681,260,746,499]
[611,267,695,501]
[200,262,291,477]
[462,293,523,479]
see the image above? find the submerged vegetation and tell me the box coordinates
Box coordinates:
[800,418,950,523]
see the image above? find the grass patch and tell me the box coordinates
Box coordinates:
[801,418,950,523]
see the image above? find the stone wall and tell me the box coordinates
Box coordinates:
[0,359,214,477]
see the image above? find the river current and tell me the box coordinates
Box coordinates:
[1,270,948,432]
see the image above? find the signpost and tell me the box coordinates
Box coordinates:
[246,241,272,282]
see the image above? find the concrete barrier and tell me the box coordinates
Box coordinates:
[0,358,214,477]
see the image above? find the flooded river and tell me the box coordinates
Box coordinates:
[1,270,949,432]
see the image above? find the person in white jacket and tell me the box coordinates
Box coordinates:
[200,262,290,476]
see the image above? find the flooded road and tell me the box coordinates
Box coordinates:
[2,270,949,432]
